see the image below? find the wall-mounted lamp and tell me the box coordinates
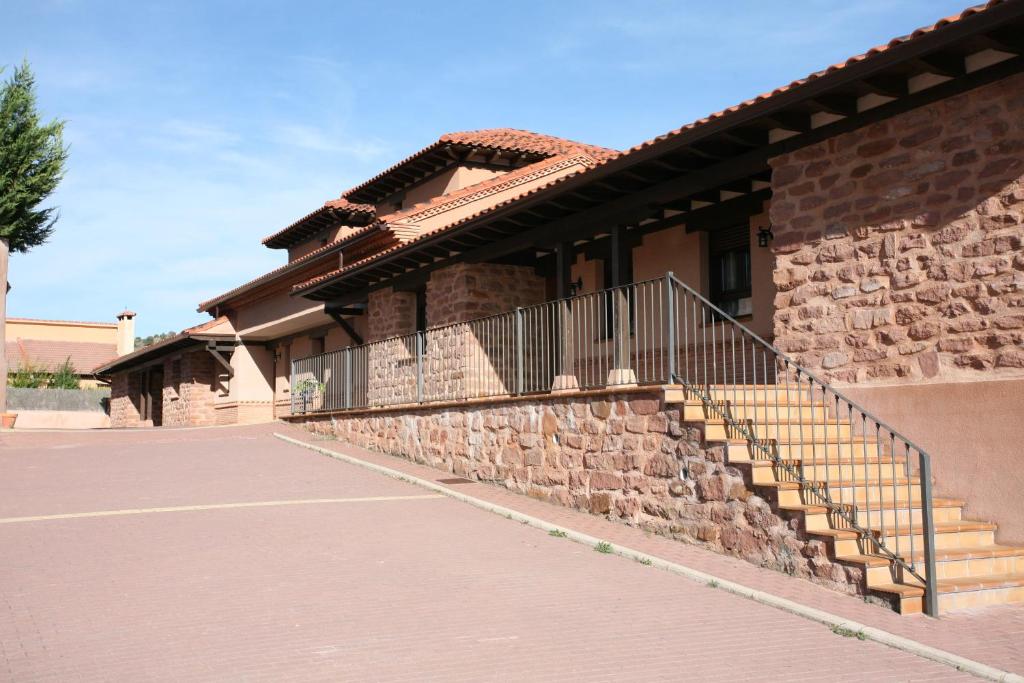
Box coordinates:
[568,277,584,296]
[757,225,775,248]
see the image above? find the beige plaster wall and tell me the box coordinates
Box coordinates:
[6,319,117,344]
[220,344,275,423]
[843,378,1024,544]
[232,290,332,341]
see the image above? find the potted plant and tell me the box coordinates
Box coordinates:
[295,378,326,412]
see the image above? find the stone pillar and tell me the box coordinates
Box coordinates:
[551,242,579,392]
[608,226,637,386]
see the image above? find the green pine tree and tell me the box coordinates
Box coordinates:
[0,61,68,413]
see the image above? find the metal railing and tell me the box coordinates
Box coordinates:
[290,271,938,616]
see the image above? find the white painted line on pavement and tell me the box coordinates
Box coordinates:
[0,494,444,524]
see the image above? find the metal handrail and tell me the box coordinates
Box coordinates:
[666,272,937,617]
[290,270,939,616]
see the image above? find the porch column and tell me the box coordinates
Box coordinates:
[551,241,579,391]
[608,225,637,386]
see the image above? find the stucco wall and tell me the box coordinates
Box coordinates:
[769,73,1024,385]
[843,378,1024,544]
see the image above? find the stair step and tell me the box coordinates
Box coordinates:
[680,400,829,421]
[874,573,1024,613]
[705,421,855,442]
[812,519,996,538]
[727,439,883,461]
[780,497,963,516]
[745,457,909,484]
[841,544,1024,585]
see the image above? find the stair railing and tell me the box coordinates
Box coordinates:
[666,272,939,617]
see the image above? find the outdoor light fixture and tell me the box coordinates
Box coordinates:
[568,277,584,296]
[757,225,774,248]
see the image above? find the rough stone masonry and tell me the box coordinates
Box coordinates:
[299,390,865,597]
[769,73,1024,385]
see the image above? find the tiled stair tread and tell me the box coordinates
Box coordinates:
[875,574,1024,600]
[872,582,925,597]
[705,416,858,427]
[762,477,920,490]
[674,382,1016,613]
[746,456,909,467]
[937,573,1024,593]
[810,520,996,540]
[678,398,829,409]
[778,497,963,515]
[726,436,879,446]
[840,545,1024,567]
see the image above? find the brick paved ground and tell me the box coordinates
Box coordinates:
[0,425,1000,681]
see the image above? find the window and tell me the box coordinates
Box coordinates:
[709,224,752,318]
[311,336,325,356]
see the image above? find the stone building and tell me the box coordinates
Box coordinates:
[98,1,1024,614]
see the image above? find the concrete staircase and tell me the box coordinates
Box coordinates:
[665,385,1024,615]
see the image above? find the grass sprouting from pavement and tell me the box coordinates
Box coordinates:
[830,625,867,640]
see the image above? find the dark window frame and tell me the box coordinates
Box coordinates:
[709,224,753,319]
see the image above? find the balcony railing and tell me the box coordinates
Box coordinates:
[291,272,939,616]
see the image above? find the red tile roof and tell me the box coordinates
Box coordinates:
[92,317,232,375]
[293,153,601,294]
[261,198,375,248]
[292,0,1015,298]
[6,339,117,375]
[198,228,385,312]
[615,0,1008,159]
[342,128,618,202]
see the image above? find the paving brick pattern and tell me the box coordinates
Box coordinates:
[0,425,1001,680]
[280,424,1024,676]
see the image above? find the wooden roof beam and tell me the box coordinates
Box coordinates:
[759,111,813,133]
[806,94,859,116]
[911,52,967,77]
[977,29,1024,55]
[860,74,909,98]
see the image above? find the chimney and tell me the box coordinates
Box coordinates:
[116,309,136,356]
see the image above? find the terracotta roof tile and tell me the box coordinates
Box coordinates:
[293,0,1013,296]
[6,339,117,375]
[261,198,375,248]
[92,316,232,375]
[197,230,382,312]
[342,128,618,202]
[614,0,1007,159]
[293,155,599,294]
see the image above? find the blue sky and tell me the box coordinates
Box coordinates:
[2,0,973,337]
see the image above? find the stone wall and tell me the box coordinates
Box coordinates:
[161,350,217,427]
[108,350,218,428]
[296,391,861,595]
[109,372,142,427]
[423,263,546,399]
[425,262,546,326]
[367,287,417,343]
[770,73,1024,385]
